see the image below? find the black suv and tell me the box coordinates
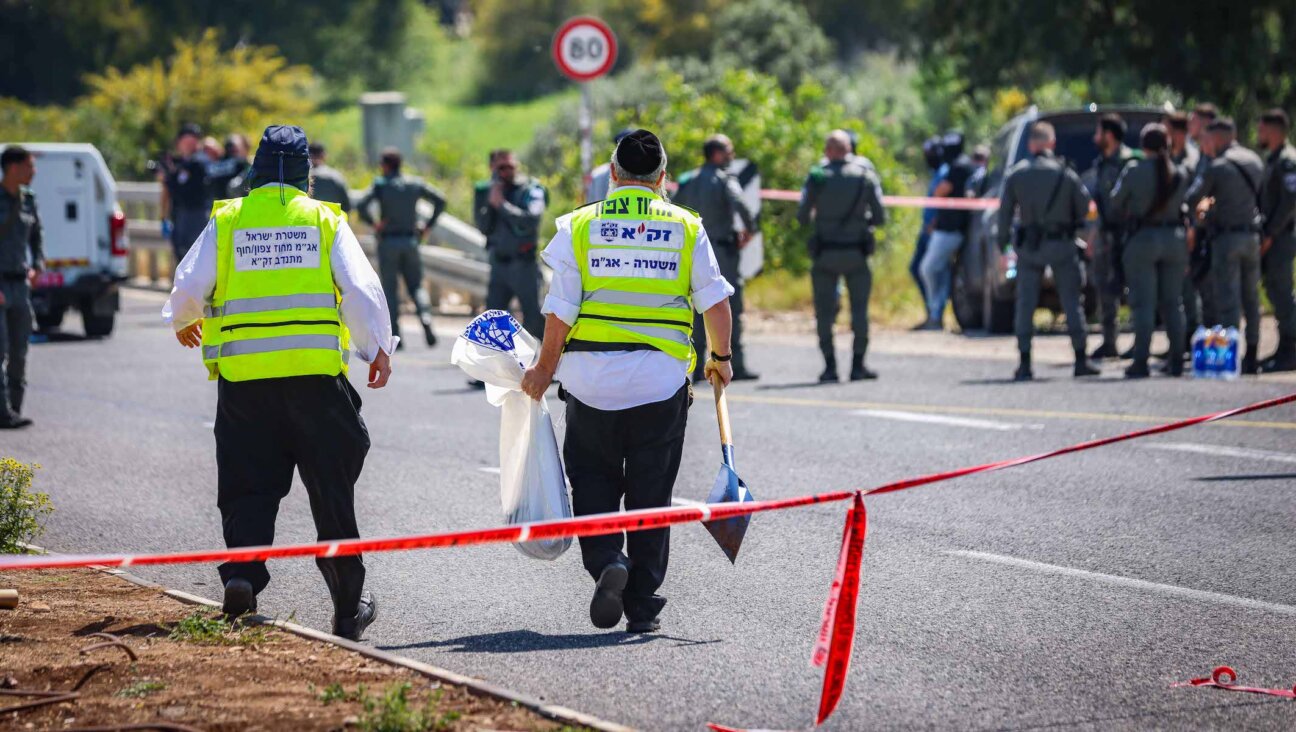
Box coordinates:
[951,105,1167,333]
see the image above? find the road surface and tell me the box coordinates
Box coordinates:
[9,289,1296,731]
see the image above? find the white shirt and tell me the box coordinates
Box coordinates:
[162,192,399,363]
[541,185,734,410]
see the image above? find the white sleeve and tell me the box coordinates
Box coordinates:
[540,216,582,326]
[161,218,218,329]
[689,227,735,313]
[331,222,399,362]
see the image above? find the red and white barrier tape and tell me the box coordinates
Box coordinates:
[5,391,1295,729]
[1173,666,1296,700]
[759,188,1001,211]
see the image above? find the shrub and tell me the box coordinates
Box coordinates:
[0,459,50,554]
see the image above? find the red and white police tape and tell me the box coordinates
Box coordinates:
[1172,666,1296,700]
[5,391,1295,728]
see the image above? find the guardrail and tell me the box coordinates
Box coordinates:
[119,181,494,310]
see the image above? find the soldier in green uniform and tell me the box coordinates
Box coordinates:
[998,122,1100,381]
[0,146,41,429]
[1089,113,1138,359]
[674,134,758,381]
[1182,103,1221,355]
[309,142,352,214]
[356,148,445,349]
[796,130,885,382]
[474,149,548,340]
[1109,124,1190,378]
[1256,109,1296,372]
[1186,118,1266,373]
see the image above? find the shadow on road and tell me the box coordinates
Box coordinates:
[755,381,829,392]
[379,628,720,654]
[1192,473,1296,482]
[31,332,100,345]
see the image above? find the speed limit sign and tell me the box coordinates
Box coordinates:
[552,16,618,82]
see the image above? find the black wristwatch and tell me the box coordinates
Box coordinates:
[710,351,732,362]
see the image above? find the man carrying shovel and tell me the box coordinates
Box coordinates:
[521,130,734,634]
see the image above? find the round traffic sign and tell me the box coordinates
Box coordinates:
[552,16,618,82]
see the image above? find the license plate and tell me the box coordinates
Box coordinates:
[32,272,64,288]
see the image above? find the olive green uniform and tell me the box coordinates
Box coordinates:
[0,184,41,421]
[1090,145,1138,352]
[1109,159,1190,369]
[474,176,548,340]
[1176,146,1215,349]
[1185,142,1265,351]
[997,151,1092,357]
[1259,143,1296,345]
[796,157,885,372]
[311,164,352,214]
[356,174,447,340]
[674,163,756,377]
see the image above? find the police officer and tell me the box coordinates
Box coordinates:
[1166,112,1200,172]
[308,142,352,214]
[1183,103,1221,353]
[998,122,1099,381]
[159,124,214,262]
[207,134,252,199]
[797,130,885,382]
[475,149,548,339]
[164,125,395,640]
[675,134,758,381]
[1256,108,1296,372]
[0,146,41,429]
[357,148,445,349]
[1089,113,1138,359]
[1186,118,1266,373]
[519,129,734,634]
[919,132,976,330]
[1109,123,1190,378]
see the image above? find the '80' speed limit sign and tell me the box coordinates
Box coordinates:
[552,16,618,82]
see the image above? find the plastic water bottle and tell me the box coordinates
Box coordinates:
[1191,326,1210,378]
[1221,327,1241,380]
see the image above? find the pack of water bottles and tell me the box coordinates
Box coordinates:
[1191,326,1240,380]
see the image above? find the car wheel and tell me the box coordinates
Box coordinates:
[36,308,65,333]
[80,304,115,338]
[951,265,983,331]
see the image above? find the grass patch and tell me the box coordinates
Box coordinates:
[315,682,461,732]
[116,680,166,698]
[166,610,270,646]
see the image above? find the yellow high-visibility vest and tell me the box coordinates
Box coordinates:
[200,185,350,381]
[567,187,701,369]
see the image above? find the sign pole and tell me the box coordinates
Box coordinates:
[579,82,593,183]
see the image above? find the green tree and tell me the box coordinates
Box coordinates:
[710,0,835,92]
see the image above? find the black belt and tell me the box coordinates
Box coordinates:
[1,272,27,282]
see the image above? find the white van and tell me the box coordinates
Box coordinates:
[0,143,128,337]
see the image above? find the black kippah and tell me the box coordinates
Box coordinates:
[614,129,665,176]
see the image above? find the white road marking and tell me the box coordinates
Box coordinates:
[854,409,1041,431]
[948,550,1296,617]
[477,467,501,475]
[1144,442,1296,465]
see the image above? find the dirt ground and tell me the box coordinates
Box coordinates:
[0,569,569,731]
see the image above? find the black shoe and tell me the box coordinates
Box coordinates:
[1261,338,1296,373]
[1074,349,1100,377]
[1014,351,1032,382]
[849,354,876,381]
[467,379,485,390]
[421,319,437,347]
[1119,346,1136,360]
[1090,341,1119,360]
[0,416,32,429]
[818,367,839,383]
[333,592,377,641]
[1242,345,1259,376]
[626,617,661,634]
[1166,360,1184,377]
[731,370,760,382]
[222,578,257,618]
[1124,361,1150,379]
[590,562,628,629]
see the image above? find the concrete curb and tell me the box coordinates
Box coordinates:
[16,544,631,732]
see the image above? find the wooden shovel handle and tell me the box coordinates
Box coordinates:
[712,377,733,446]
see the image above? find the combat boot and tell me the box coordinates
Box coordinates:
[1242,343,1259,375]
[421,316,438,347]
[1074,348,1100,377]
[849,354,877,381]
[1013,350,1033,381]
[1261,337,1296,373]
[1090,340,1119,360]
[1124,361,1150,379]
[818,353,839,383]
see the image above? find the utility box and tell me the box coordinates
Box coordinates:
[360,92,426,166]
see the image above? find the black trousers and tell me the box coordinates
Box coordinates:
[215,374,370,617]
[563,383,690,622]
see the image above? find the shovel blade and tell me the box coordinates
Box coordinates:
[702,463,755,563]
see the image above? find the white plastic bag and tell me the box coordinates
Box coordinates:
[450,310,572,560]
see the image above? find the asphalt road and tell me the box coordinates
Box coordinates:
[9,289,1296,731]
